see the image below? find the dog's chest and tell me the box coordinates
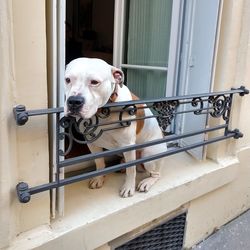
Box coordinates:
[91,131,119,149]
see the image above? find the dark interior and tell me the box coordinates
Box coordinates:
[65,0,115,159]
[66,0,115,65]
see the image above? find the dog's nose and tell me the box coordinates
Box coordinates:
[67,96,85,113]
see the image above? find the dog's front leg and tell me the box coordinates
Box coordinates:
[88,144,106,189]
[120,150,136,198]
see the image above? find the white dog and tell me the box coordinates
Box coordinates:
[64,58,165,197]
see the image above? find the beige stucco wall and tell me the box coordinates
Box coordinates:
[0,0,49,248]
[0,1,18,248]
[12,0,50,233]
[0,0,250,249]
[185,0,250,247]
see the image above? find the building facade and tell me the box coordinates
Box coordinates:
[0,0,250,249]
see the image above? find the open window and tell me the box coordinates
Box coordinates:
[46,0,222,217]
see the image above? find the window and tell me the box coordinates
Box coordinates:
[46,0,222,216]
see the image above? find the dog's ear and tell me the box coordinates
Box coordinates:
[111,67,124,87]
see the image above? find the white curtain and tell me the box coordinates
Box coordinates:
[125,0,173,99]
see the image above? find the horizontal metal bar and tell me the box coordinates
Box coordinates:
[14,86,248,119]
[27,131,237,195]
[121,64,168,71]
[103,86,248,108]
[88,102,211,121]
[60,132,237,185]
[86,115,156,129]
[29,182,59,195]
[178,98,209,105]
[27,107,63,116]
[174,107,212,115]
[59,124,227,168]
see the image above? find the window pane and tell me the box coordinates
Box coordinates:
[126,69,167,99]
[125,0,173,67]
[123,0,172,99]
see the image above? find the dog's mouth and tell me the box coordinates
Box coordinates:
[68,110,81,117]
[65,107,96,120]
[64,105,81,118]
[66,108,85,118]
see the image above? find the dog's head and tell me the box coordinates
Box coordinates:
[64,58,124,119]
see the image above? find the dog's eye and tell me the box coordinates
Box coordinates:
[65,77,71,84]
[90,80,99,85]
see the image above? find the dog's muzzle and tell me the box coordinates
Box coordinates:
[67,96,85,114]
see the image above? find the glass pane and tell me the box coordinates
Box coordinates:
[125,69,167,99]
[123,0,172,99]
[124,0,173,67]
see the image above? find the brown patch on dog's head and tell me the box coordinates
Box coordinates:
[131,93,145,135]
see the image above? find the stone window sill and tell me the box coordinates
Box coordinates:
[10,152,238,250]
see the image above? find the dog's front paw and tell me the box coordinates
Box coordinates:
[120,182,135,198]
[89,176,105,189]
[137,176,159,192]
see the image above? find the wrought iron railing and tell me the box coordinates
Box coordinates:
[13,86,249,203]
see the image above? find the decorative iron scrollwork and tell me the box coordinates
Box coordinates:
[97,107,111,119]
[153,100,179,131]
[191,97,204,115]
[58,106,138,156]
[119,105,137,127]
[58,115,103,156]
[208,95,232,121]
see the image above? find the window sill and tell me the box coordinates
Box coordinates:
[11,153,238,250]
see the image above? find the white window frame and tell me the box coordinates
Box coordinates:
[47,0,66,217]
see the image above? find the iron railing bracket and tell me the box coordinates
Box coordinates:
[13,105,29,126]
[230,129,244,139]
[16,182,31,203]
[231,86,249,96]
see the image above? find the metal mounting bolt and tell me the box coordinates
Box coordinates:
[16,182,31,203]
[232,129,243,139]
[13,105,29,126]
